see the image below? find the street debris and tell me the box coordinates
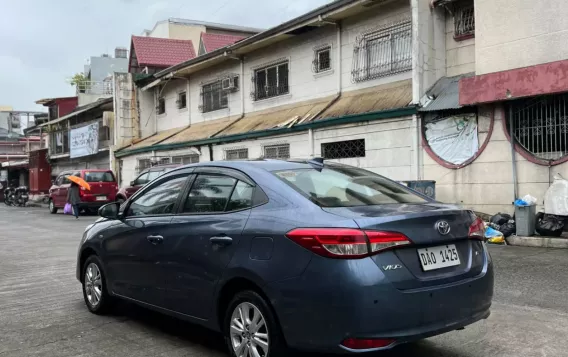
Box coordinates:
[536,214,564,237]
[545,174,568,216]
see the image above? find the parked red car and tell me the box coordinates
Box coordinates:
[115,164,179,203]
[49,169,117,214]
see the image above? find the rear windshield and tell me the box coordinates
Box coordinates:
[274,165,427,207]
[84,171,115,183]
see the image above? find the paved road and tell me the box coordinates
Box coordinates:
[1,205,568,357]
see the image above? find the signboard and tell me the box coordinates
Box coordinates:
[425,114,479,165]
[70,122,99,159]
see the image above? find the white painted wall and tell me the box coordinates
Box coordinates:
[445,9,475,76]
[156,79,190,132]
[476,0,568,75]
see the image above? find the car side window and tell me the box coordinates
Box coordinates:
[60,174,71,185]
[126,175,188,217]
[134,173,149,186]
[226,181,254,211]
[183,174,237,213]
[147,170,164,182]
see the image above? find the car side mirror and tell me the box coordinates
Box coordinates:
[130,181,136,186]
[98,202,120,219]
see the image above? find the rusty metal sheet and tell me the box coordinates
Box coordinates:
[161,117,236,144]
[315,79,412,121]
[126,126,187,150]
[217,95,336,137]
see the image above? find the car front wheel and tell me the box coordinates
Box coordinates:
[225,291,286,357]
[48,199,58,214]
[82,255,112,314]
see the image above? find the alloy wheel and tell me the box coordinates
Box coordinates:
[84,263,103,307]
[230,302,270,357]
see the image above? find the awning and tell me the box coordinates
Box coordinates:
[123,126,188,150]
[38,97,113,128]
[161,117,236,145]
[2,159,29,168]
[420,73,474,112]
[315,79,412,120]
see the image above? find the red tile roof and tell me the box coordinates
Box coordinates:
[200,33,246,53]
[131,36,196,68]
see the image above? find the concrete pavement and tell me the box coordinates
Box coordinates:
[1,205,568,356]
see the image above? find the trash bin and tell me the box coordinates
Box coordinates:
[403,180,436,199]
[515,204,536,236]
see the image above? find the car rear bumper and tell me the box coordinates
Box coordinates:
[264,246,494,354]
[78,202,111,210]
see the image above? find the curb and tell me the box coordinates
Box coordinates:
[506,236,568,249]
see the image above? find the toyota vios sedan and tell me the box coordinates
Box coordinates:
[77,159,493,357]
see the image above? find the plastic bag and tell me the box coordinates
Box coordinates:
[490,213,511,226]
[499,221,516,238]
[536,214,564,237]
[64,203,73,215]
[485,227,505,243]
[544,174,568,215]
[521,194,537,205]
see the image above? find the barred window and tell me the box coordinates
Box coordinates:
[507,94,568,161]
[313,47,331,73]
[172,155,199,165]
[157,97,166,115]
[454,1,475,38]
[177,91,187,109]
[252,62,289,101]
[137,159,151,174]
[157,157,171,165]
[351,20,412,82]
[264,144,290,159]
[226,148,249,160]
[201,81,228,113]
[322,139,365,159]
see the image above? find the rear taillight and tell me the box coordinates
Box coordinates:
[341,337,396,350]
[285,228,411,259]
[79,186,86,197]
[468,217,485,240]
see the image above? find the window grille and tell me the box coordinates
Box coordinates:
[454,1,475,38]
[313,47,331,73]
[172,155,199,165]
[322,139,366,159]
[507,94,568,161]
[137,159,151,174]
[251,61,289,101]
[157,157,171,165]
[157,97,166,115]
[351,20,412,83]
[200,81,228,112]
[264,144,290,159]
[226,148,249,160]
[177,91,187,109]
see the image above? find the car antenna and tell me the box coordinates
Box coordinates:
[307,157,324,172]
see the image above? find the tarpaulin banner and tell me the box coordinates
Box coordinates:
[70,122,99,159]
[425,114,479,165]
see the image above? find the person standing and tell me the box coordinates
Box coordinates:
[67,182,81,219]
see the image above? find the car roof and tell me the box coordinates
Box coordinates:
[177,159,323,172]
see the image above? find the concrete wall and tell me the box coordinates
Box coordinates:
[147,22,170,38]
[168,23,206,53]
[445,8,475,76]
[476,0,568,75]
[156,79,190,132]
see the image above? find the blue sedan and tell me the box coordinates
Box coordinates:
[76,159,493,356]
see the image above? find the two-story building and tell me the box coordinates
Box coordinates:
[114,0,444,193]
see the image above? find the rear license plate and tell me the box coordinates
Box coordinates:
[96,196,107,201]
[417,244,460,271]
[21,195,28,198]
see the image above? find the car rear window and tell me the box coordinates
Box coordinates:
[84,171,115,183]
[273,165,427,207]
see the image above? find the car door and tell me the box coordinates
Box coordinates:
[126,172,149,198]
[54,172,71,207]
[164,167,255,319]
[101,169,193,307]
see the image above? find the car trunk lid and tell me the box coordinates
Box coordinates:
[323,203,485,290]
[81,171,117,202]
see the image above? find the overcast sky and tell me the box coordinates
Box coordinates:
[0,0,332,112]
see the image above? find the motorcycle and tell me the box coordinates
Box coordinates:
[4,187,16,206]
[14,186,29,207]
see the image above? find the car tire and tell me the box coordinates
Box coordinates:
[224,290,287,357]
[48,199,58,214]
[82,255,113,315]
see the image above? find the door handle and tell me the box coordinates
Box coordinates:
[147,235,164,245]
[210,236,233,246]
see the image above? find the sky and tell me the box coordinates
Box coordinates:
[0,0,332,112]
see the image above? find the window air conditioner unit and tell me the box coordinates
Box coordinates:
[222,76,238,92]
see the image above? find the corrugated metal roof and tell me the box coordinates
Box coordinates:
[315,80,412,120]
[419,73,474,112]
[218,96,335,137]
[125,126,187,150]
[161,117,236,145]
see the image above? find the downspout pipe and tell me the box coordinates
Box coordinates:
[509,105,518,200]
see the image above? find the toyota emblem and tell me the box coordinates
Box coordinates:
[435,220,451,235]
